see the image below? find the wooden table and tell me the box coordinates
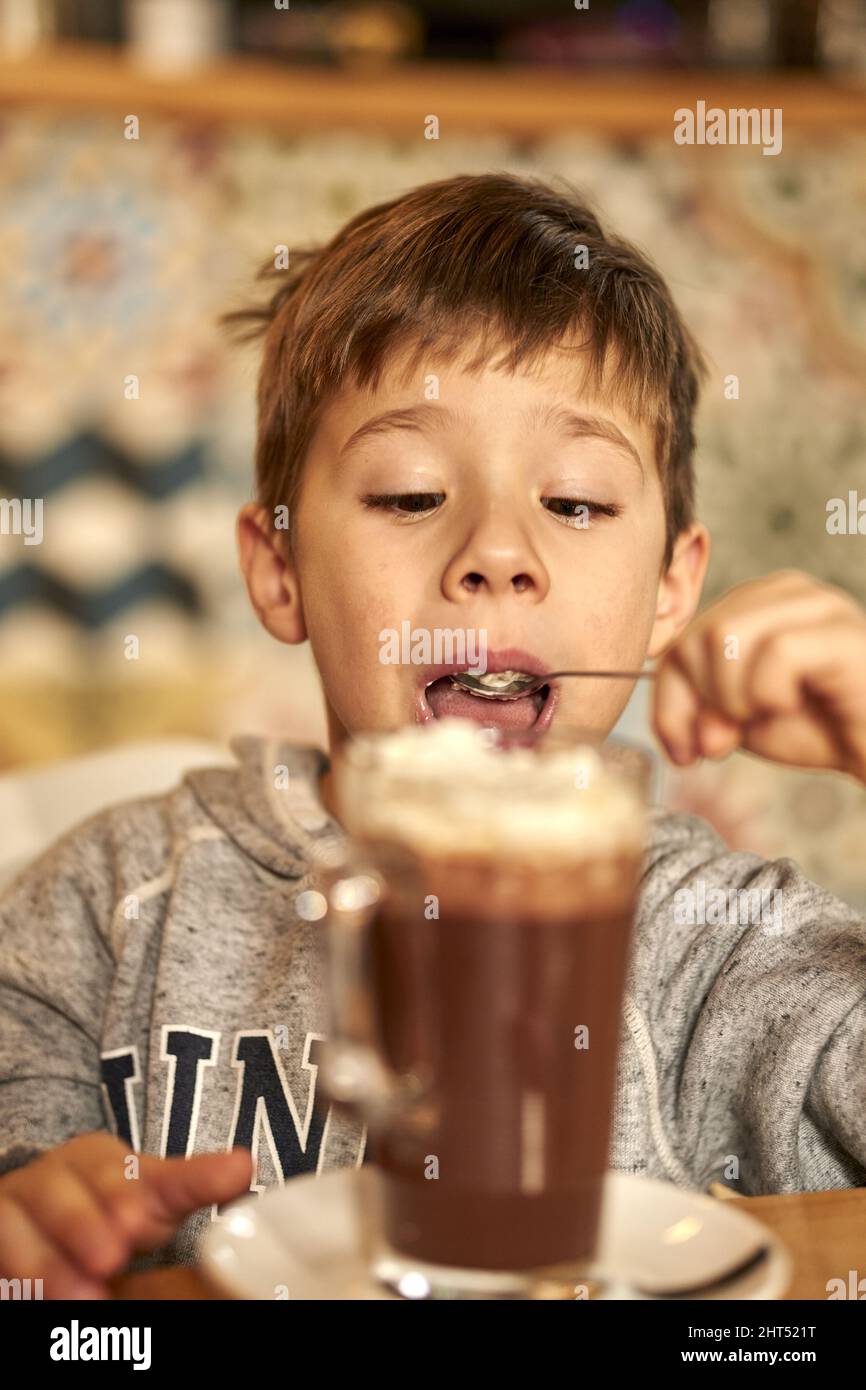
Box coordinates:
[108,1187,866,1301]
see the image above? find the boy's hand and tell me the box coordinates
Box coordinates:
[652,570,866,785]
[0,1131,253,1299]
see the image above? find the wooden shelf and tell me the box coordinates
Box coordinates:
[0,41,865,135]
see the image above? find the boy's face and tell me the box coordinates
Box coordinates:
[242,337,707,749]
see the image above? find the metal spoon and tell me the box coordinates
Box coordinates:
[451,668,656,701]
[626,1242,771,1300]
[551,1241,771,1302]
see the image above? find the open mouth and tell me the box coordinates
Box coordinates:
[424,676,548,730]
[420,674,554,732]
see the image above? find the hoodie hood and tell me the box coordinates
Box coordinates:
[183,734,346,880]
[182,734,717,886]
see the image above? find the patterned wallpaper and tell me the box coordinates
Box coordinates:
[0,111,864,902]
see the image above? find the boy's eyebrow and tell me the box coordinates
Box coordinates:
[339,401,644,475]
[527,401,645,476]
[338,403,464,457]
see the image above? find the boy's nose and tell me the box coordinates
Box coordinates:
[441,525,549,603]
[457,567,538,597]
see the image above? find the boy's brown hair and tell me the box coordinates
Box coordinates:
[222,171,707,566]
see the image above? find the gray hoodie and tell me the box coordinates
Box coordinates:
[0,733,864,1272]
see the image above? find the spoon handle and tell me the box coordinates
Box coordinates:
[548,669,656,681]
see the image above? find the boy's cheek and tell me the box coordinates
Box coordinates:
[572,571,658,660]
[320,666,411,736]
[306,600,409,721]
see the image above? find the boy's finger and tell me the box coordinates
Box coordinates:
[137,1147,254,1225]
[743,628,810,717]
[0,1194,106,1300]
[652,654,702,763]
[3,1165,128,1279]
[693,589,845,724]
[693,707,741,760]
[740,710,843,773]
[61,1143,165,1245]
[63,1143,253,1252]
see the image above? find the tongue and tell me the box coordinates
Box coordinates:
[425,677,541,731]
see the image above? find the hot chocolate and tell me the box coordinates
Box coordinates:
[331,719,647,1280]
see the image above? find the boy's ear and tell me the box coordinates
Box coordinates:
[646,521,710,659]
[236,503,308,645]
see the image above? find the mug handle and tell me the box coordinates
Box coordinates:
[315,861,406,1127]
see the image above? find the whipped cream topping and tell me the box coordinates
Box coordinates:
[467,669,528,690]
[335,717,646,862]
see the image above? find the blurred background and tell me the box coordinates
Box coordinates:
[0,0,865,905]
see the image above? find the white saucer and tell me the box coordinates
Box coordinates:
[200,1167,792,1300]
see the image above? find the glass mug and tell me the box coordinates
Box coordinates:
[314,723,651,1299]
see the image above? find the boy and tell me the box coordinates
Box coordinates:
[1,173,864,1299]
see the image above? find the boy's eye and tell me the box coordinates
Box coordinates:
[361,494,620,525]
[362,492,445,516]
[543,498,621,527]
